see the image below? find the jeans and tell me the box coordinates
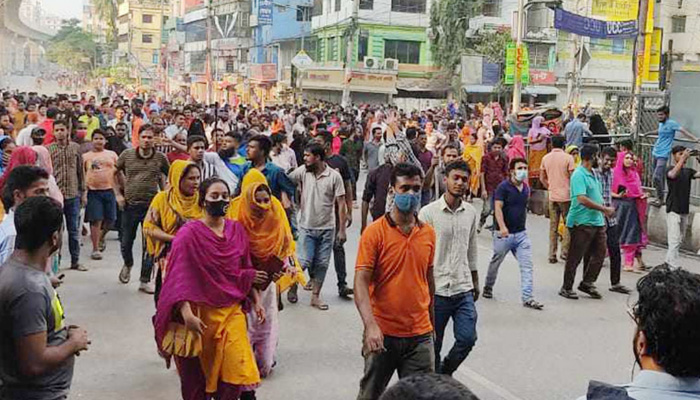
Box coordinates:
[485,231,534,303]
[653,157,668,200]
[333,236,348,289]
[585,224,621,286]
[63,196,81,265]
[479,193,494,228]
[120,203,153,283]
[298,227,335,285]
[548,201,570,259]
[357,333,434,400]
[666,212,689,268]
[563,225,607,291]
[434,292,477,375]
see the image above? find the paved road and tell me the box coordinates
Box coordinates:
[56,187,700,400]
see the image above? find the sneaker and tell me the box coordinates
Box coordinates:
[119,265,132,284]
[91,251,103,260]
[482,286,493,299]
[523,299,544,310]
[548,257,558,264]
[578,284,603,299]
[559,288,579,299]
[609,284,632,294]
[98,238,106,252]
[70,263,88,272]
[139,282,155,294]
[338,285,354,299]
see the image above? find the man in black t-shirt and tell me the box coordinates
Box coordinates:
[314,131,354,298]
[665,146,700,267]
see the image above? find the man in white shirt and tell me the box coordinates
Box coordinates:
[270,133,297,173]
[419,160,478,376]
[164,112,188,139]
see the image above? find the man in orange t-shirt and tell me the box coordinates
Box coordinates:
[354,162,436,400]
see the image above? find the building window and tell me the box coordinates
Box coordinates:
[335,0,341,11]
[358,34,369,62]
[142,14,153,23]
[391,0,426,13]
[384,40,420,64]
[360,0,374,10]
[226,58,235,73]
[528,43,551,69]
[482,1,500,17]
[142,34,153,43]
[671,15,686,33]
[312,0,323,16]
[152,51,159,64]
[297,6,311,21]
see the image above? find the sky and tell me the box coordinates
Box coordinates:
[42,0,83,20]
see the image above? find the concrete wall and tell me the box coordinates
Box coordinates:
[312,0,434,30]
[647,206,700,255]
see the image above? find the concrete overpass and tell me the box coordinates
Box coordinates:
[0,0,52,78]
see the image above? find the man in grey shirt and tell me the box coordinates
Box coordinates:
[0,196,90,400]
[288,143,347,311]
[363,126,383,172]
[576,266,700,400]
[564,113,592,148]
[419,160,479,376]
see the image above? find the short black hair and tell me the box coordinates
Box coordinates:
[492,137,507,148]
[270,133,287,146]
[249,135,272,156]
[225,131,242,143]
[634,265,700,377]
[115,122,128,130]
[138,123,154,136]
[390,162,423,186]
[551,135,566,149]
[14,196,63,252]
[577,113,587,120]
[672,145,687,155]
[198,177,230,208]
[91,129,106,139]
[580,144,600,161]
[442,144,459,154]
[316,130,333,147]
[602,146,617,158]
[2,166,49,210]
[46,107,59,119]
[405,127,418,141]
[445,159,471,177]
[618,139,634,150]
[509,157,528,170]
[53,119,69,129]
[187,135,208,149]
[379,373,480,400]
[657,105,670,115]
[304,143,326,161]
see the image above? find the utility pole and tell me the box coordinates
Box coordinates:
[205,0,213,104]
[566,0,581,107]
[631,0,651,140]
[159,0,166,99]
[512,0,525,113]
[341,0,359,108]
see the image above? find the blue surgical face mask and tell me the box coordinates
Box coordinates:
[515,169,528,182]
[394,192,421,213]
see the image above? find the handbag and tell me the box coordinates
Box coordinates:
[161,309,203,358]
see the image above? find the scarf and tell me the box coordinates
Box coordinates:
[0,146,37,192]
[528,116,550,151]
[144,160,203,258]
[612,152,644,198]
[507,135,527,161]
[566,145,581,167]
[227,169,294,261]
[154,219,256,348]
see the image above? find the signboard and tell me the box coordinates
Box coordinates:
[530,69,556,84]
[644,28,663,83]
[592,0,639,21]
[258,0,273,25]
[554,8,637,39]
[482,61,501,85]
[249,63,277,81]
[292,50,314,69]
[300,68,397,94]
[505,43,529,85]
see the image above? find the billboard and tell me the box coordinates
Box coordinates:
[259,0,273,25]
[554,8,637,39]
[591,0,639,22]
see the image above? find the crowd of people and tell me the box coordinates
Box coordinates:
[0,88,698,400]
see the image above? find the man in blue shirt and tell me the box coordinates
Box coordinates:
[564,113,592,148]
[482,157,543,310]
[577,266,700,400]
[650,106,699,206]
[560,144,615,300]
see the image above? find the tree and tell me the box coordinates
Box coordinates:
[47,19,98,72]
[429,0,484,74]
[90,0,119,46]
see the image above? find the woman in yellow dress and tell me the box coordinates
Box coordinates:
[462,131,484,201]
[155,177,267,400]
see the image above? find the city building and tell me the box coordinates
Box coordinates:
[304,0,444,105]
[658,0,700,73]
[117,0,172,86]
[19,0,61,34]
[81,0,109,42]
[1,0,51,77]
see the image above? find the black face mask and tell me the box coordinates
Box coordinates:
[205,200,228,217]
[218,148,236,159]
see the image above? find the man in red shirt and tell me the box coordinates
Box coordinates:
[478,137,509,231]
[38,108,59,145]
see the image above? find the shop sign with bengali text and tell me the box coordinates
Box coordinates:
[258,0,273,25]
[250,64,277,82]
[530,69,556,85]
[592,0,639,21]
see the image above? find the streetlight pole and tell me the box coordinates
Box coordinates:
[205,0,213,104]
[341,0,359,108]
[512,0,525,113]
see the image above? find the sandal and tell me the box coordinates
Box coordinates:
[287,284,298,304]
[311,298,329,311]
[523,299,544,310]
[303,282,313,291]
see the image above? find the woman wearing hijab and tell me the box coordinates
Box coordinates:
[566,145,581,167]
[588,114,610,144]
[612,151,648,272]
[462,132,484,200]
[154,177,266,400]
[227,169,297,378]
[527,116,550,184]
[506,135,527,162]
[144,160,203,301]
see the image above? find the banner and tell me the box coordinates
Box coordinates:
[259,0,273,25]
[554,8,637,39]
[592,0,639,22]
[644,28,663,82]
[504,43,529,85]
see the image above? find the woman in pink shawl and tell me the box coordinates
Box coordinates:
[527,116,550,184]
[506,135,527,162]
[612,151,648,272]
[154,177,268,400]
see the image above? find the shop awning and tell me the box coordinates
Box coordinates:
[462,85,495,93]
[397,77,450,92]
[523,86,560,95]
